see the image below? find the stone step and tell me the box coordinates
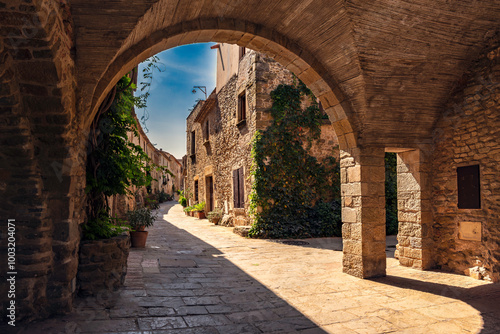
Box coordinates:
[233,226,251,237]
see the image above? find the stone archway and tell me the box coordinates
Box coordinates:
[84,19,358,153]
[80,19,389,279]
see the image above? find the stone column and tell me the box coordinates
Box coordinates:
[341,146,386,278]
[395,149,434,269]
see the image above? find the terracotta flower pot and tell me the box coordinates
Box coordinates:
[130,230,148,248]
[197,211,206,219]
[211,217,220,225]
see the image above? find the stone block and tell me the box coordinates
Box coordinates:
[343,240,362,255]
[347,166,361,182]
[399,257,414,267]
[342,207,357,223]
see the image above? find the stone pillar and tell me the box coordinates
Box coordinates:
[395,149,434,269]
[341,146,386,278]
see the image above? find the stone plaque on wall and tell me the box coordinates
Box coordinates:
[458,221,482,241]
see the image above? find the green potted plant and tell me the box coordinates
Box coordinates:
[126,207,158,248]
[194,201,206,219]
[207,208,223,225]
[183,205,193,216]
[178,190,188,208]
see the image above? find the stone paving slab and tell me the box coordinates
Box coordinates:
[7,202,500,334]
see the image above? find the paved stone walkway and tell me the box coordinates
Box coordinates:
[11,202,500,333]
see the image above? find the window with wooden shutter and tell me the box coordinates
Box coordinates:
[233,167,244,208]
[194,180,199,202]
[190,131,196,155]
[239,47,246,60]
[457,165,481,209]
[237,91,246,125]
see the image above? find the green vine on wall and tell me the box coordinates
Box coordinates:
[248,81,341,239]
[83,74,169,240]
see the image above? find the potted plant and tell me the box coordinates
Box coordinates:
[184,205,193,216]
[178,190,188,208]
[207,208,223,225]
[126,207,158,248]
[194,201,206,219]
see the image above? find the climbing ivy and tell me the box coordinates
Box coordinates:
[248,81,341,239]
[83,74,169,240]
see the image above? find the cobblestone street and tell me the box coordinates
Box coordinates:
[12,202,500,334]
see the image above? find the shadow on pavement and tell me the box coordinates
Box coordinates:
[372,275,500,334]
[9,202,328,334]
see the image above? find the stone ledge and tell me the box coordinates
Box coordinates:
[233,226,251,237]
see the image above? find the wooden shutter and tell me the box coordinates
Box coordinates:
[238,168,244,208]
[233,169,238,208]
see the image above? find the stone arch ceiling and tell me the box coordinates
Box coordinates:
[71,0,500,148]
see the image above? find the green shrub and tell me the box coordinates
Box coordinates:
[184,205,195,212]
[126,207,157,231]
[194,201,205,212]
[178,195,188,207]
[207,209,223,221]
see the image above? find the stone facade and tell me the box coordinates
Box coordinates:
[77,233,130,296]
[185,45,338,225]
[431,44,500,282]
[109,115,183,219]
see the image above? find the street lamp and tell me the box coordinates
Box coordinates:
[192,86,207,99]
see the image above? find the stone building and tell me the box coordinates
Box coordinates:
[108,114,183,218]
[185,44,338,225]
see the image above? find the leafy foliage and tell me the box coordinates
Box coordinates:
[207,208,223,221]
[194,201,205,212]
[83,74,167,240]
[126,207,158,231]
[137,55,165,132]
[385,152,398,235]
[248,81,341,239]
[184,205,196,212]
[81,209,128,241]
[158,190,173,203]
[178,190,188,207]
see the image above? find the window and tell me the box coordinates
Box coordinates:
[205,120,209,140]
[232,167,244,208]
[190,131,196,155]
[239,47,246,60]
[457,165,481,209]
[194,180,199,202]
[237,91,246,124]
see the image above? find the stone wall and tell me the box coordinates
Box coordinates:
[432,44,500,282]
[77,233,130,296]
[0,0,86,322]
[185,51,339,225]
[185,51,260,219]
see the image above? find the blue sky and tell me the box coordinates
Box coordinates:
[136,43,217,159]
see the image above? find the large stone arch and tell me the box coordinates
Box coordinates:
[83,19,359,152]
